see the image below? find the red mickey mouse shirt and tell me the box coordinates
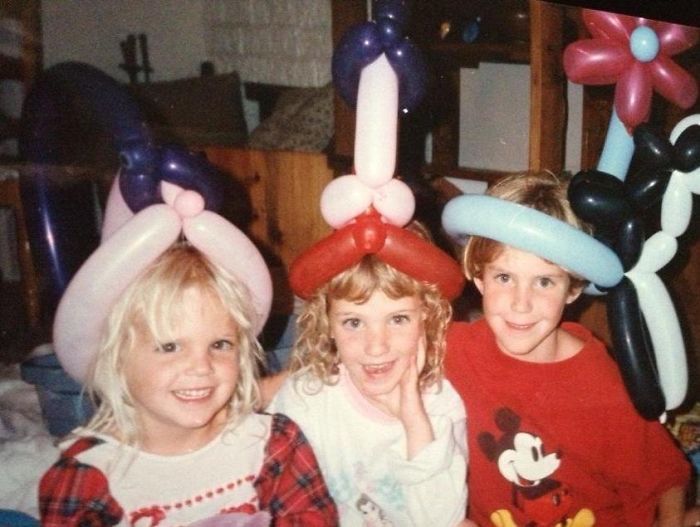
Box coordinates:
[445,318,689,527]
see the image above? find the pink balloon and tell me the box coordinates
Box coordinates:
[101,173,135,241]
[372,178,415,227]
[54,205,182,381]
[320,175,373,228]
[183,211,273,334]
[563,39,630,85]
[354,54,398,188]
[162,181,206,218]
[615,61,653,129]
[650,55,699,109]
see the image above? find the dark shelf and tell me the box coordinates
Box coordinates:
[428,41,530,69]
[0,54,24,81]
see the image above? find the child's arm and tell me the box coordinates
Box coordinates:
[259,370,289,409]
[654,485,699,527]
[255,414,338,526]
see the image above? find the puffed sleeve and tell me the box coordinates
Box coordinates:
[39,438,124,526]
[254,413,338,526]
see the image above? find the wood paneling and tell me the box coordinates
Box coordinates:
[203,147,334,314]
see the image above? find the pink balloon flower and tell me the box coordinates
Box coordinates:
[564,9,699,130]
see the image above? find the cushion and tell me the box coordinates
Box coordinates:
[128,72,248,146]
[248,84,333,153]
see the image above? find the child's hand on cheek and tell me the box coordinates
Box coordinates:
[398,336,434,459]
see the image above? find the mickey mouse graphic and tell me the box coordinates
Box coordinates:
[478,408,595,527]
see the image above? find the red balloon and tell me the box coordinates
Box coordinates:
[582,9,636,42]
[650,54,699,109]
[657,23,700,56]
[563,39,630,85]
[615,61,652,129]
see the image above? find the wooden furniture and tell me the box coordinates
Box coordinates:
[203,147,334,314]
[0,170,39,331]
[0,0,42,157]
[330,0,573,182]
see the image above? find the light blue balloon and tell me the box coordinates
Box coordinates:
[630,26,659,63]
[441,195,624,287]
[598,110,635,181]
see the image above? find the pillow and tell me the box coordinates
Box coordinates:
[128,72,248,146]
[248,83,333,153]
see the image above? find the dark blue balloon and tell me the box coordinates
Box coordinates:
[607,277,665,420]
[331,0,427,114]
[374,0,410,31]
[332,22,383,108]
[18,62,153,326]
[569,170,632,229]
[158,145,224,213]
[673,124,700,173]
[377,17,402,48]
[384,38,428,114]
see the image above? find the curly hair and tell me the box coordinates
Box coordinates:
[464,171,590,291]
[288,254,452,393]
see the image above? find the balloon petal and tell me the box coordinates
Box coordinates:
[563,39,629,85]
[582,9,636,43]
[656,22,700,56]
[320,175,374,228]
[372,179,415,226]
[650,55,699,109]
[615,62,653,129]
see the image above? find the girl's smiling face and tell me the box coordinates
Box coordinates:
[329,290,424,414]
[123,287,240,454]
[474,245,582,363]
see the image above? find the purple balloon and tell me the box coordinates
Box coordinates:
[385,38,428,113]
[332,22,383,108]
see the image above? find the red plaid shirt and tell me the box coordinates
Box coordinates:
[39,413,338,526]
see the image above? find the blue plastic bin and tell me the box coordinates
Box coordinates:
[20,352,94,437]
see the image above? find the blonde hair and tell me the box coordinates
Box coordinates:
[83,242,264,445]
[464,171,589,290]
[289,254,452,391]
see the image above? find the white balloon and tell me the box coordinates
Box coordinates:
[626,270,688,410]
[669,113,700,143]
[630,231,677,274]
[372,179,416,227]
[660,172,692,237]
[54,205,182,382]
[184,211,273,334]
[320,175,373,228]
[354,53,398,189]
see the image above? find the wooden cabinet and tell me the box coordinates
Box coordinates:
[203,147,334,314]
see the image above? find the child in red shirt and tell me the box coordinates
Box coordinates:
[442,172,694,526]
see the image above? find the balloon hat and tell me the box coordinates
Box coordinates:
[290,0,464,301]
[38,66,273,383]
[443,10,700,421]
